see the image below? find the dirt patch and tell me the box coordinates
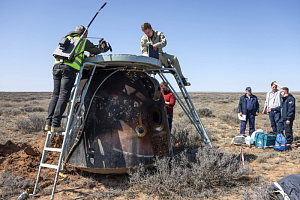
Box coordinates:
[0,136,62,181]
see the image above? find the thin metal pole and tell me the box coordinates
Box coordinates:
[148,67,212,147]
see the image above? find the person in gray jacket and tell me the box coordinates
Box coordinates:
[262,81,282,133]
[140,22,189,86]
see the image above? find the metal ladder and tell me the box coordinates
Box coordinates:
[32,62,104,200]
[146,67,213,147]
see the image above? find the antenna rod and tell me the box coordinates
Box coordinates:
[87,2,107,28]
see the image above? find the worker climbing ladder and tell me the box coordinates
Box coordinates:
[32,62,104,200]
[146,67,213,147]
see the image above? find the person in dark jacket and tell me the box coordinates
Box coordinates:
[238,87,259,136]
[270,87,295,144]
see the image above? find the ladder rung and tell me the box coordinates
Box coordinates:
[44,147,63,153]
[62,115,68,118]
[40,163,59,169]
[47,131,66,136]
[68,100,73,103]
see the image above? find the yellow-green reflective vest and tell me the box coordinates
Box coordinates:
[55,36,87,70]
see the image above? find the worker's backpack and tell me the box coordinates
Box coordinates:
[274,133,287,151]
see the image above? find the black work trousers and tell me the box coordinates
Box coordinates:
[278,119,294,141]
[46,64,77,127]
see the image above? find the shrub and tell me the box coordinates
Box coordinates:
[232,106,239,113]
[171,121,203,153]
[219,113,240,125]
[16,114,46,133]
[87,188,123,200]
[0,103,13,108]
[0,108,21,116]
[257,151,278,163]
[297,105,300,114]
[82,177,97,189]
[128,146,251,198]
[20,106,45,112]
[197,108,215,118]
[0,170,34,199]
[171,121,190,147]
[243,185,278,200]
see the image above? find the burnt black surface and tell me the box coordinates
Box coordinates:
[65,69,172,171]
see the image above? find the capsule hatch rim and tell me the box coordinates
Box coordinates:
[83,54,162,69]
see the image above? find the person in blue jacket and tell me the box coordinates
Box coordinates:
[269,87,295,144]
[238,87,259,136]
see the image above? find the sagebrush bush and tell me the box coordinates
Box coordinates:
[232,106,239,113]
[219,113,240,125]
[20,106,45,112]
[297,105,300,114]
[243,185,278,200]
[197,108,215,118]
[0,108,21,116]
[0,170,34,199]
[0,103,13,108]
[86,188,123,200]
[16,114,46,133]
[171,121,202,152]
[128,146,251,198]
[82,177,97,189]
[256,151,278,163]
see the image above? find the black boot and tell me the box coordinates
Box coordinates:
[181,78,190,86]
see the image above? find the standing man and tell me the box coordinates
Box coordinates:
[238,87,259,136]
[262,81,282,133]
[140,22,189,86]
[161,82,176,132]
[45,25,108,132]
[269,87,295,144]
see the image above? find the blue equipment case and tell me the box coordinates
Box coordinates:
[254,132,276,149]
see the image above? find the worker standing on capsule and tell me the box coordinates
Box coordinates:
[140,22,190,86]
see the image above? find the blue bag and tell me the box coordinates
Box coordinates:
[274,133,287,151]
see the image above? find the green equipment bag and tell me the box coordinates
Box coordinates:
[254,132,276,149]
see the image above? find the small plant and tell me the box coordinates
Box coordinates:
[232,106,239,113]
[20,106,45,112]
[196,108,215,118]
[243,185,278,200]
[0,108,21,116]
[0,170,34,199]
[219,113,240,125]
[82,177,97,189]
[257,154,268,163]
[16,114,46,133]
[87,188,123,200]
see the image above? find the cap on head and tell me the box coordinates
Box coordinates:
[245,87,251,91]
[76,25,87,35]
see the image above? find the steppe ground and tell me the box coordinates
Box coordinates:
[0,91,300,199]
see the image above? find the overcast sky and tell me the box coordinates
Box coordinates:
[0,0,299,92]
